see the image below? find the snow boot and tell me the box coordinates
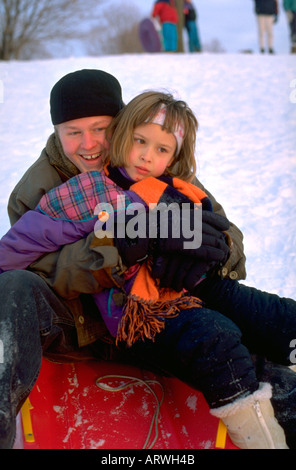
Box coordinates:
[210,383,288,449]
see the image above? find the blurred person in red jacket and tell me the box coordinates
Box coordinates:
[152,0,178,51]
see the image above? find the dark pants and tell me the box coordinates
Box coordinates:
[288,10,296,46]
[194,277,296,365]
[1,270,296,448]
[185,20,201,52]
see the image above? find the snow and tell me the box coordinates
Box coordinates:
[0,52,295,299]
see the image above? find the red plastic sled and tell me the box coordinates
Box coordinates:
[17,359,237,449]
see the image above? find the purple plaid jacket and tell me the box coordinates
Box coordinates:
[0,170,133,273]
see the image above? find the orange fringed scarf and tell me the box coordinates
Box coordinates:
[116,176,210,347]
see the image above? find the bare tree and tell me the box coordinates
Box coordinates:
[0,0,105,60]
[84,4,143,56]
[203,38,226,53]
[175,0,184,52]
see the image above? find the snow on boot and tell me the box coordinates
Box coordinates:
[210,383,288,449]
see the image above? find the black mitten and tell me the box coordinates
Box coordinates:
[151,254,217,291]
[113,211,150,267]
[155,210,230,262]
[151,211,230,290]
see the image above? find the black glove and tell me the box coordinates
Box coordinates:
[94,205,149,267]
[111,206,148,266]
[151,254,218,291]
[115,226,150,267]
[113,204,200,267]
[113,207,230,269]
[151,211,230,290]
[155,210,230,261]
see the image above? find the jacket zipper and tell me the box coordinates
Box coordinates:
[253,401,275,449]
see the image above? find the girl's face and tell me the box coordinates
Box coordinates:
[57,116,113,172]
[125,123,176,181]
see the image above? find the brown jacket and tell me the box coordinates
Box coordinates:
[8,133,246,347]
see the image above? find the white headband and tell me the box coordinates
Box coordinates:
[148,105,184,155]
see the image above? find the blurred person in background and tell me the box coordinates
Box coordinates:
[283,0,296,52]
[152,0,179,52]
[183,0,202,52]
[254,0,279,53]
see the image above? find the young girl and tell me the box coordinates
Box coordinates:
[0,91,295,449]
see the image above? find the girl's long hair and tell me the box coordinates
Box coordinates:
[105,90,198,182]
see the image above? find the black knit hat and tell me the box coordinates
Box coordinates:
[50,69,124,125]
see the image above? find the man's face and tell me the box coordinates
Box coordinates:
[57,116,113,172]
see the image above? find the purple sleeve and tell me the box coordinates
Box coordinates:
[0,210,96,273]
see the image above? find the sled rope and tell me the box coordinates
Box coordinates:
[96,374,164,449]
